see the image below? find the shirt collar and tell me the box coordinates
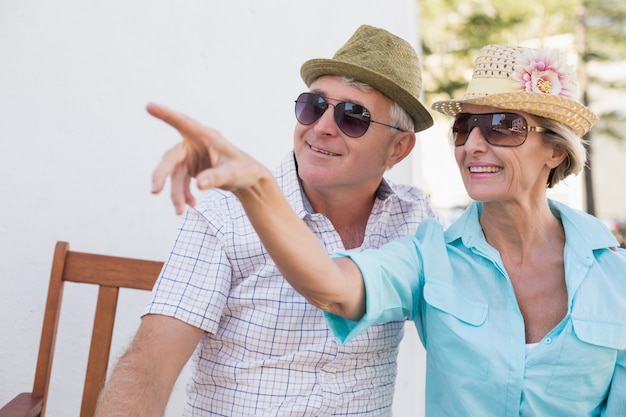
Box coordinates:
[445,199,619,251]
[274,152,308,219]
[274,151,397,218]
[549,198,619,251]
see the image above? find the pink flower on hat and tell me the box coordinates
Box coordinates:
[512,48,577,99]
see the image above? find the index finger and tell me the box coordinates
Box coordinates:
[146,102,233,156]
[146,102,203,138]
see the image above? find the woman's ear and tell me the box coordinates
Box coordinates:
[547,144,568,169]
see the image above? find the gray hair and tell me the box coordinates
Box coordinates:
[339,76,415,133]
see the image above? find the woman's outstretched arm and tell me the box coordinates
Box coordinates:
[148,103,366,320]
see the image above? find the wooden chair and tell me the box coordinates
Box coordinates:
[0,241,163,417]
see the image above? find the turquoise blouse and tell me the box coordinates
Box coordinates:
[326,199,626,416]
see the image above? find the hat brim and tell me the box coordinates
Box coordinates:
[301,58,433,133]
[431,92,597,137]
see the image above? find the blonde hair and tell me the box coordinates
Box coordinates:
[536,116,588,188]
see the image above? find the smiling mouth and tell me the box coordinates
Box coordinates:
[310,144,340,156]
[469,166,502,173]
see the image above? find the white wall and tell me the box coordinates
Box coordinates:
[0,1,425,416]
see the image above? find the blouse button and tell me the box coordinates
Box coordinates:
[544,337,553,344]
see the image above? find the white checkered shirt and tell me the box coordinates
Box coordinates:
[144,152,441,416]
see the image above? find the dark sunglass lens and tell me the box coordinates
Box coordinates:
[335,102,370,138]
[452,114,470,146]
[295,93,326,125]
[488,113,527,146]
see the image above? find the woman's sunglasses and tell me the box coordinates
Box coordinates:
[294,92,403,138]
[453,112,548,147]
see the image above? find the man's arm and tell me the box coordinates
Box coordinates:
[94,314,202,417]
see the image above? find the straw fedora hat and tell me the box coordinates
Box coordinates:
[300,25,433,133]
[431,44,598,137]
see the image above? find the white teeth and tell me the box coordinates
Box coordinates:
[469,166,502,173]
[310,145,339,156]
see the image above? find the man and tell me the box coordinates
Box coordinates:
[95,24,440,416]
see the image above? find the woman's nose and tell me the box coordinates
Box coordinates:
[463,126,489,150]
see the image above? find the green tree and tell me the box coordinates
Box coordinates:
[421,0,577,104]
[576,0,626,214]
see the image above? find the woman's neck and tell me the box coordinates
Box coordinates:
[479,199,563,261]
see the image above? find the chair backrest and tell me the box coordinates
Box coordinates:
[0,241,163,417]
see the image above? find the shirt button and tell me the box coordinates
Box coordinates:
[544,337,552,344]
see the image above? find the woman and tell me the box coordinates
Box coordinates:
[149,45,626,416]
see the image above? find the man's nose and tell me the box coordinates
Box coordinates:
[314,104,339,134]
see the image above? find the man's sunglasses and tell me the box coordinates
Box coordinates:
[453,112,548,147]
[294,92,403,138]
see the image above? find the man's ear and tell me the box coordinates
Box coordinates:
[386,132,416,167]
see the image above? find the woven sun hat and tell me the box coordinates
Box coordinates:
[300,24,433,133]
[431,44,598,137]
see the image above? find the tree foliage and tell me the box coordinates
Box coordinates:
[581,0,626,140]
[584,0,626,61]
[421,0,579,104]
